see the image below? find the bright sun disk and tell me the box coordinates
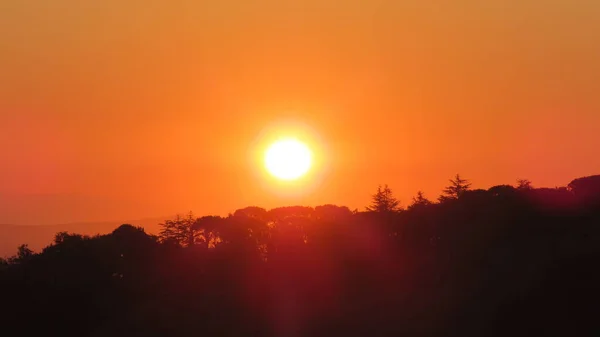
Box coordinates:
[265,139,312,180]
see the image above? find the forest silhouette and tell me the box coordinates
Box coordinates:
[1,174,599,337]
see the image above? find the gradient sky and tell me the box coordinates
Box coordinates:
[1,0,599,225]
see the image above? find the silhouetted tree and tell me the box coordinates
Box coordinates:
[488,185,517,197]
[439,174,471,202]
[193,216,223,249]
[409,191,432,209]
[159,212,200,247]
[53,231,87,245]
[5,244,35,264]
[16,244,33,260]
[367,185,401,212]
[268,206,314,220]
[314,204,353,221]
[516,178,533,190]
[568,175,600,206]
[233,206,269,222]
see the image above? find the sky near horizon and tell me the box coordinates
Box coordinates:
[1,0,599,225]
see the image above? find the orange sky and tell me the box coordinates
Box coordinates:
[1,0,599,225]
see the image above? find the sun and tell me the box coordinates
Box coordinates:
[265,138,313,180]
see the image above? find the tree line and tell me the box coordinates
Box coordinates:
[1,174,599,337]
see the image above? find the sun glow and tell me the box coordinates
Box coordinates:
[265,139,313,180]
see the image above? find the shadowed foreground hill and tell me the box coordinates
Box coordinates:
[1,175,599,337]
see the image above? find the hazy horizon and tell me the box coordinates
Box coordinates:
[0,173,594,226]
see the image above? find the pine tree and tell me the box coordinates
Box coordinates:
[409,191,432,209]
[439,174,471,202]
[366,185,401,212]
